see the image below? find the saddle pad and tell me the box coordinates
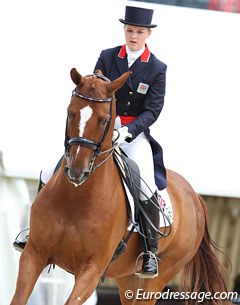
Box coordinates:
[122,181,174,231]
[113,146,173,231]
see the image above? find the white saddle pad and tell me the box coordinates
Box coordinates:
[122,182,174,232]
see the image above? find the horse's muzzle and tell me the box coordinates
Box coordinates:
[64,166,90,187]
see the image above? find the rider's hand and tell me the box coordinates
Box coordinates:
[113,126,132,145]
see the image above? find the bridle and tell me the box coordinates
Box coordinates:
[64,73,115,179]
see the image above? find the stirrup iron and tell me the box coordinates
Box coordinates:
[13,227,29,252]
[134,251,159,279]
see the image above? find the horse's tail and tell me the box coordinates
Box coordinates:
[180,195,231,305]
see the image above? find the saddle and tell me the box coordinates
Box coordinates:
[113,147,141,223]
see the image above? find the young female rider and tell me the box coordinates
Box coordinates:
[94,6,167,277]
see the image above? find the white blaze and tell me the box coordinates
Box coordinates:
[79,105,93,137]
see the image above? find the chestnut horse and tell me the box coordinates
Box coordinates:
[10,69,231,305]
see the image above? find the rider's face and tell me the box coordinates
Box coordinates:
[124,25,151,51]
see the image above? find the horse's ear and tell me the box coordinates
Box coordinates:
[94,69,103,75]
[107,71,132,94]
[70,68,83,86]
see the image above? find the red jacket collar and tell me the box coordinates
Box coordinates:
[118,44,151,63]
[118,44,127,59]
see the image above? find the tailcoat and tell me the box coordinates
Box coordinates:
[94,44,167,190]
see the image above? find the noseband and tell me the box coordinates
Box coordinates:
[64,73,114,182]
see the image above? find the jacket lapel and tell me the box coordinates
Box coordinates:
[115,44,152,89]
[129,58,148,78]
[129,45,151,80]
[116,45,133,89]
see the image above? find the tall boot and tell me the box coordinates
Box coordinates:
[139,191,160,277]
[13,173,45,252]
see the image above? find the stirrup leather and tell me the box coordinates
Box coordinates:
[135,251,159,279]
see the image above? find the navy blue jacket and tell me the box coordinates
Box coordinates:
[94,45,167,190]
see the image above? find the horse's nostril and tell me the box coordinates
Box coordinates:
[82,170,90,179]
[64,166,73,180]
[64,166,70,176]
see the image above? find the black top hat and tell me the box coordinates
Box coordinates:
[119,6,157,28]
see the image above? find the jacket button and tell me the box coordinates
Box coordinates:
[123,111,128,116]
[127,101,131,106]
[129,91,133,95]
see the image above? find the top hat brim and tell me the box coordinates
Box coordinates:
[119,19,157,28]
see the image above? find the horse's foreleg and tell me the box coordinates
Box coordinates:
[10,246,47,305]
[64,266,101,305]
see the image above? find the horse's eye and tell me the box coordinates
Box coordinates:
[67,112,75,120]
[99,115,111,126]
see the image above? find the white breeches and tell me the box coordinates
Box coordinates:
[119,132,157,201]
[115,115,157,200]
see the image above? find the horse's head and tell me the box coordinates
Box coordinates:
[64,68,131,187]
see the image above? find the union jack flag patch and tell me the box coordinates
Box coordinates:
[137,82,149,95]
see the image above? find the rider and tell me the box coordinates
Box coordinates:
[94,6,167,277]
[13,6,167,278]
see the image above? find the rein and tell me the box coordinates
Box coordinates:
[64,73,115,181]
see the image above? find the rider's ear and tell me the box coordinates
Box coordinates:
[107,71,132,94]
[70,68,83,86]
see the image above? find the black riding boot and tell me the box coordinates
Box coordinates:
[13,175,45,252]
[140,191,160,277]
